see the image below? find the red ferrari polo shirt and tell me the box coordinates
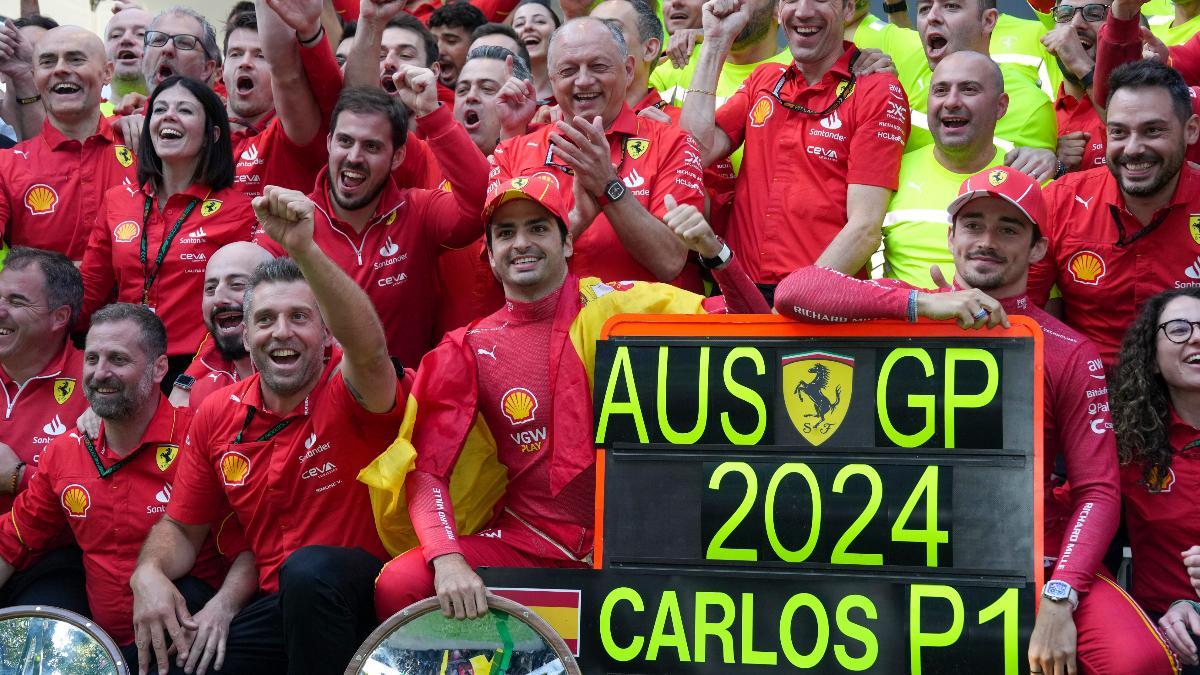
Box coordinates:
[80,183,256,357]
[0,343,88,514]
[0,399,235,646]
[181,333,249,409]
[167,353,406,593]
[715,44,909,283]
[1030,163,1200,367]
[489,103,706,290]
[0,116,137,261]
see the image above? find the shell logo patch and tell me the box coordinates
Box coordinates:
[749,96,774,128]
[61,484,91,518]
[501,387,538,425]
[1068,250,1106,285]
[624,138,650,160]
[113,220,140,243]
[115,145,134,167]
[988,169,1007,186]
[23,184,59,216]
[200,200,222,217]
[220,451,251,486]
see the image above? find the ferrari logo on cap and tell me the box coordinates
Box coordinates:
[625,138,650,160]
[52,378,75,404]
[750,96,774,128]
[200,200,222,217]
[115,145,134,167]
[782,352,854,446]
[1190,214,1200,245]
[155,445,178,472]
[511,177,529,189]
[988,169,1007,186]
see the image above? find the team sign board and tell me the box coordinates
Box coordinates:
[483,315,1044,674]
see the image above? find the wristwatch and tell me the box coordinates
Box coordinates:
[698,239,733,269]
[173,373,195,391]
[595,179,626,207]
[883,0,908,13]
[1042,580,1079,610]
[1079,67,1095,89]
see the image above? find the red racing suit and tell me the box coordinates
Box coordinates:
[773,265,1178,674]
[366,266,769,618]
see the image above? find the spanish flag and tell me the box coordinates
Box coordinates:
[491,588,582,655]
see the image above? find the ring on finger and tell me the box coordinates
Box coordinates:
[972,308,989,321]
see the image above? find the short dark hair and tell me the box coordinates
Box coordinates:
[513,0,562,27]
[610,0,662,45]
[3,247,82,327]
[340,20,358,43]
[470,24,531,65]
[385,14,439,67]
[484,208,568,248]
[223,9,257,55]
[90,303,168,361]
[14,15,58,31]
[430,2,487,33]
[228,1,255,22]
[1107,59,1195,125]
[467,45,532,81]
[243,257,308,316]
[139,76,235,192]
[331,87,410,151]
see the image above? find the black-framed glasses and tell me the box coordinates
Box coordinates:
[145,30,207,54]
[1052,3,1108,23]
[771,50,860,117]
[1158,319,1200,343]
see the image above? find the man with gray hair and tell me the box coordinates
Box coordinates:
[489,16,708,290]
[141,6,220,92]
[102,6,152,114]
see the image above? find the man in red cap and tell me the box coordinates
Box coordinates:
[771,166,1178,675]
[364,173,769,620]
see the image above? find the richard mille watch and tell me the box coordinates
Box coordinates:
[595,179,626,207]
[1041,580,1079,610]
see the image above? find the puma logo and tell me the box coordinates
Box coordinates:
[1075,195,1094,209]
[477,346,497,361]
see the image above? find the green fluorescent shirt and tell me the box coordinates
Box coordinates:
[878,144,1007,286]
[1145,0,1177,17]
[1149,12,1200,46]
[991,13,1056,99]
[649,46,793,171]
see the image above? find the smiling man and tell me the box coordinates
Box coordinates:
[775,165,1179,675]
[0,26,138,262]
[102,6,151,114]
[429,2,487,89]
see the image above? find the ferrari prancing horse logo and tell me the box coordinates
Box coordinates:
[782,351,854,446]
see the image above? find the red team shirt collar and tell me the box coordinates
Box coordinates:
[139,180,214,205]
[0,340,74,387]
[1168,405,1200,453]
[782,42,857,92]
[93,394,180,460]
[230,350,340,418]
[1108,161,1200,218]
[311,171,407,229]
[38,113,119,150]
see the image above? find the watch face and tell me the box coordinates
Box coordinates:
[1044,580,1069,599]
[606,181,625,201]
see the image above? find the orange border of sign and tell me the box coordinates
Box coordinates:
[592,314,1045,598]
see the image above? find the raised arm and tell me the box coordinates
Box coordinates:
[343,0,406,89]
[679,0,743,165]
[662,194,770,314]
[253,186,398,410]
[0,20,43,141]
[257,0,326,145]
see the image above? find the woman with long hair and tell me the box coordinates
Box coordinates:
[509,0,560,104]
[80,76,256,385]
[1113,287,1200,666]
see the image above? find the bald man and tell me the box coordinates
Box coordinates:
[0,26,139,262]
[102,7,151,113]
[171,242,276,408]
[878,51,1015,288]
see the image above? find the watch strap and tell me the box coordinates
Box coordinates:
[698,241,732,269]
[883,0,908,12]
[595,179,625,207]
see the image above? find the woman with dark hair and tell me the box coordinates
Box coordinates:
[80,76,256,385]
[509,0,559,103]
[1112,287,1200,666]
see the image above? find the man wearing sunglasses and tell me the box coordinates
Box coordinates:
[1043,0,1111,173]
[681,0,909,300]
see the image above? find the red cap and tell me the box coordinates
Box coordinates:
[482,174,569,225]
[946,166,1046,232]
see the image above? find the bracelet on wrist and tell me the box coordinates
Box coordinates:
[16,94,40,105]
[686,87,715,97]
[298,25,325,46]
[9,462,24,494]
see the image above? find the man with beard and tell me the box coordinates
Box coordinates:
[881,51,1011,287]
[1030,60,1200,369]
[131,184,407,675]
[138,8,220,97]
[345,6,456,114]
[0,303,255,675]
[0,248,89,616]
[367,173,768,620]
[429,2,486,91]
[0,26,138,262]
[170,242,274,408]
[492,17,707,289]
[774,165,1180,675]
[102,6,151,116]
[262,83,487,367]
[681,0,908,296]
[649,0,791,172]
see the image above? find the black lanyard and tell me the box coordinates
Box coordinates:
[771,50,860,117]
[140,195,199,304]
[1108,203,1172,247]
[82,434,145,479]
[543,133,630,176]
[232,406,297,445]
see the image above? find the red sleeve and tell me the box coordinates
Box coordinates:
[0,156,12,242]
[1049,341,1120,593]
[213,511,250,559]
[77,196,118,329]
[0,439,69,566]
[846,76,909,190]
[773,265,916,322]
[1169,34,1200,86]
[647,130,706,217]
[415,105,488,248]
[166,403,232,527]
[1027,186,1063,307]
[714,79,753,151]
[410,336,480,479]
[702,252,771,314]
[405,470,463,562]
[1094,13,1144,106]
[1027,0,1054,14]
[394,136,439,190]
[326,368,408,427]
[297,33,343,123]
[469,0,518,21]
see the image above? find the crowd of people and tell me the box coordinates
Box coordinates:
[0,0,1199,671]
